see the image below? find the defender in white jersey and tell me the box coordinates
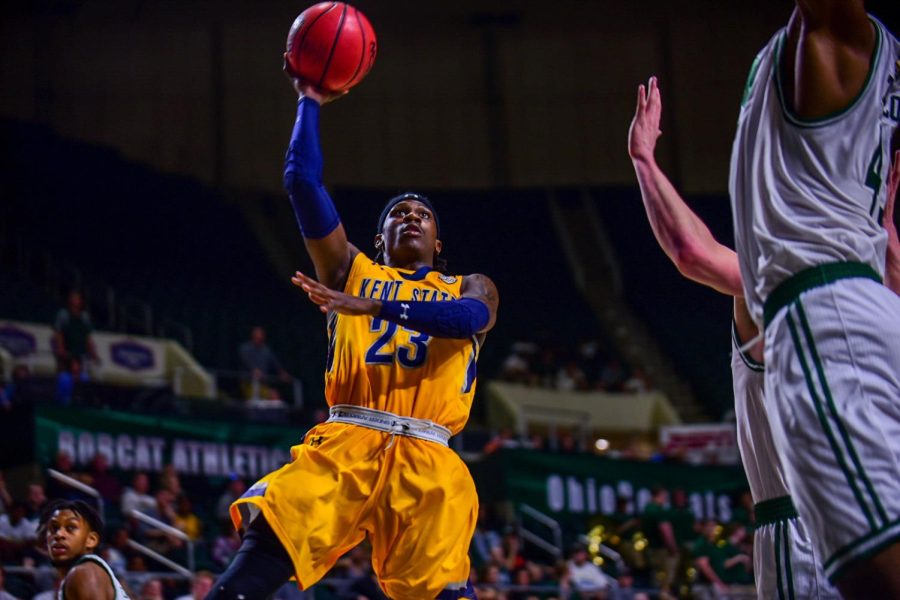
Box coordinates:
[39,499,131,600]
[731,312,838,600]
[729,2,900,596]
[629,76,842,599]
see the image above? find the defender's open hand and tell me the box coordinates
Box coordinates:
[628,76,663,163]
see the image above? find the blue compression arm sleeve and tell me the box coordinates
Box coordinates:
[378,298,490,339]
[282,97,340,239]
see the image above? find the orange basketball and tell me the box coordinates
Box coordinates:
[285,2,377,93]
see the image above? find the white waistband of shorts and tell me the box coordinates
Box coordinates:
[327,404,451,447]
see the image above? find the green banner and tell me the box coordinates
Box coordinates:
[36,406,304,481]
[489,449,748,524]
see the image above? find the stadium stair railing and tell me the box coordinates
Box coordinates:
[127,509,195,576]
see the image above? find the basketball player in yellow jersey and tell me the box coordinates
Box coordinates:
[206,67,498,600]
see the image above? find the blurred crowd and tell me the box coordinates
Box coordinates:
[0,453,246,599]
[498,341,652,394]
[1,456,755,599]
[467,487,755,600]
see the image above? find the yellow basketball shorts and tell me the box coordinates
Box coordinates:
[230,421,478,599]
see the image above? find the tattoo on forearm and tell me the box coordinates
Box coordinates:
[464,274,499,309]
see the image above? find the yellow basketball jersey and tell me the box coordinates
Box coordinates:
[325,252,480,434]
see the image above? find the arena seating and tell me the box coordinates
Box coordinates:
[1,119,604,410]
[589,187,737,417]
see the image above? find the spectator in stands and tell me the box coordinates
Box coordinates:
[121,472,156,517]
[577,339,608,384]
[555,360,588,391]
[0,502,37,563]
[691,519,737,597]
[103,527,131,576]
[669,488,698,553]
[2,366,30,407]
[471,505,504,569]
[506,567,536,600]
[173,494,202,541]
[139,578,164,600]
[721,523,753,586]
[238,326,292,399]
[44,451,91,502]
[478,564,506,599]
[532,348,559,388]
[526,560,560,595]
[562,542,611,599]
[23,484,46,522]
[498,528,525,579]
[482,429,518,456]
[55,356,89,406]
[473,586,504,600]
[622,366,652,394]
[211,522,241,569]
[557,430,579,453]
[52,291,98,369]
[214,475,246,523]
[0,565,21,600]
[174,571,215,600]
[730,490,755,531]
[641,486,679,600]
[603,496,645,572]
[597,358,627,392]
[499,342,535,384]
[0,473,12,517]
[158,464,182,497]
[615,570,650,600]
[135,490,183,556]
[125,554,149,581]
[85,454,121,504]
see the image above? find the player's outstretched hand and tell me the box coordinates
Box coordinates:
[292,271,379,316]
[628,75,663,162]
[283,53,348,105]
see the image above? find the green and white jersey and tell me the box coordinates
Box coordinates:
[729,17,900,325]
[59,554,131,600]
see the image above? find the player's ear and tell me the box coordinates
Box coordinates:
[85,530,100,553]
[434,239,442,255]
[374,234,384,250]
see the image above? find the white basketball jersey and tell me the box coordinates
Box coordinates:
[730,18,900,324]
[59,554,131,600]
[731,325,789,504]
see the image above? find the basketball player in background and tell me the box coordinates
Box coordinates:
[206,59,498,599]
[40,499,131,599]
[625,76,898,599]
[729,1,900,596]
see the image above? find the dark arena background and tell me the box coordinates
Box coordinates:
[0,1,897,599]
